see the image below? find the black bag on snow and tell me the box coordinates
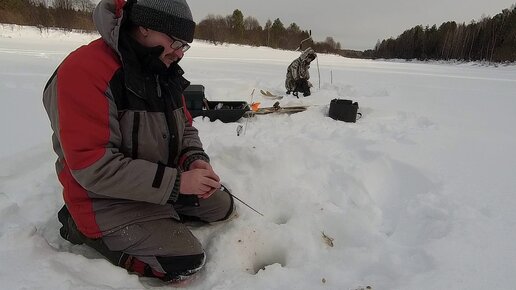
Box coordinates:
[328,99,361,123]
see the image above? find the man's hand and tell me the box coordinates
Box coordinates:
[180,169,220,196]
[189,160,216,174]
[183,160,220,199]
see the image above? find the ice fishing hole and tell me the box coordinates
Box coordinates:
[273,213,290,225]
[252,247,287,274]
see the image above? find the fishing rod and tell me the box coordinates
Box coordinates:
[220,184,264,217]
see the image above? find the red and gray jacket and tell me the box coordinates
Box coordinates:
[43,0,207,238]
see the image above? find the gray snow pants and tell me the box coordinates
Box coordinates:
[58,189,234,281]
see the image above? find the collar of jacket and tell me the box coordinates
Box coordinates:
[118,31,190,100]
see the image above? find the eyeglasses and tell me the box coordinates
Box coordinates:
[169,35,190,53]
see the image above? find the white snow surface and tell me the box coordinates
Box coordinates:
[1,24,516,289]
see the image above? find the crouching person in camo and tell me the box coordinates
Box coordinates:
[285,47,317,97]
[42,0,235,283]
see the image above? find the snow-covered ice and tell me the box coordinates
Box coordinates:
[1,24,516,289]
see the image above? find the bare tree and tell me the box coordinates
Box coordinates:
[75,0,95,12]
[29,0,49,6]
[325,37,337,49]
[244,16,260,31]
[53,0,73,10]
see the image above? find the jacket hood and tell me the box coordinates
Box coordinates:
[300,47,317,62]
[93,0,127,54]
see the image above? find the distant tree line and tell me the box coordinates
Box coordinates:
[3,1,514,62]
[372,5,516,62]
[1,2,364,58]
[195,9,364,57]
[196,10,314,49]
[0,0,95,31]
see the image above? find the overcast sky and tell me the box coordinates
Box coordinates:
[187,0,515,50]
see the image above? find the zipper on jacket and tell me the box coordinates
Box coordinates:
[132,112,140,159]
[155,75,162,98]
[160,83,181,166]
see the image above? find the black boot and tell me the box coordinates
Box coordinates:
[58,205,86,245]
[58,205,129,266]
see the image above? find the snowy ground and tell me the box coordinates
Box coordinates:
[1,24,516,290]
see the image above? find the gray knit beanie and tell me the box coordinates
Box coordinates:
[129,0,195,43]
